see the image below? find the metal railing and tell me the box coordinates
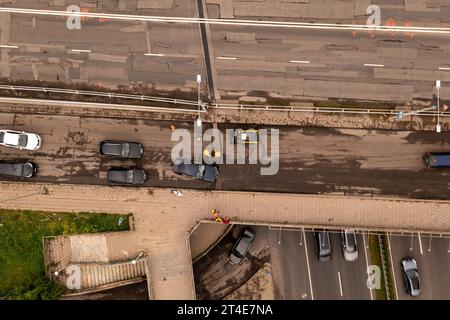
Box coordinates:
[211,102,450,118]
[0,84,446,118]
[0,84,207,112]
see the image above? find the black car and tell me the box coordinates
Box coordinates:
[100,141,144,159]
[229,228,256,265]
[172,161,218,182]
[314,230,332,262]
[107,168,147,185]
[0,162,36,178]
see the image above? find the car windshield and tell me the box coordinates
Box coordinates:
[18,134,28,147]
[0,132,4,142]
[197,165,205,179]
[126,170,134,183]
[121,143,130,157]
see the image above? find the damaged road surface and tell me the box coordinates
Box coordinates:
[1,113,450,199]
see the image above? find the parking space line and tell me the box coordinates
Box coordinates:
[71,49,91,53]
[302,229,314,300]
[387,233,399,299]
[0,44,18,49]
[337,271,343,297]
[290,60,310,64]
[362,232,374,300]
[217,56,237,60]
[439,67,450,71]
[364,63,384,67]
[418,232,424,255]
[144,53,165,57]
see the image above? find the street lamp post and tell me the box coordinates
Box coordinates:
[196,74,202,127]
[436,80,441,133]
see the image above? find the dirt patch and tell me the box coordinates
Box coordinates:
[224,262,274,300]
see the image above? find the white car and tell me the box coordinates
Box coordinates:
[341,229,358,262]
[0,129,42,150]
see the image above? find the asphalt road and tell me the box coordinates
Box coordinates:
[3,113,450,199]
[1,1,450,104]
[389,234,450,300]
[195,226,372,300]
[268,228,312,300]
[0,0,206,96]
[270,229,372,300]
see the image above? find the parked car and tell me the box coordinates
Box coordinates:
[229,228,256,265]
[401,257,421,297]
[341,229,358,262]
[172,160,218,182]
[0,129,41,150]
[0,162,37,178]
[423,152,450,168]
[314,230,332,262]
[107,167,147,185]
[100,141,144,159]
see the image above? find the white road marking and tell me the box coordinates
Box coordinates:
[217,56,237,60]
[144,53,165,57]
[3,8,450,34]
[387,233,399,299]
[71,49,91,53]
[362,232,374,300]
[418,232,424,255]
[337,271,343,297]
[364,63,384,67]
[439,67,450,71]
[302,229,314,300]
[290,60,310,64]
[0,44,18,49]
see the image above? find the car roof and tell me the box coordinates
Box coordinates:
[429,154,450,166]
[317,231,331,249]
[3,131,19,145]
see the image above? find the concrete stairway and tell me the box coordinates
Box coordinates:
[79,260,146,289]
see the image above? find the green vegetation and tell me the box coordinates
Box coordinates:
[0,209,130,299]
[368,234,397,300]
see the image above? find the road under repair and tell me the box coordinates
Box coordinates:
[1,112,450,199]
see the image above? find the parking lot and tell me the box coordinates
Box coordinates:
[389,233,450,300]
[193,225,374,300]
[269,228,372,300]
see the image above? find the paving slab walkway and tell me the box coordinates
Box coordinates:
[0,182,449,299]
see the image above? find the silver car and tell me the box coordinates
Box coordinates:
[401,257,421,297]
[341,229,358,262]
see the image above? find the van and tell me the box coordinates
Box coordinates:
[423,152,450,168]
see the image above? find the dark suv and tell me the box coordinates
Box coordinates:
[0,162,37,178]
[229,229,256,265]
[314,230,332,262]
[172,160,218,182]
[107,167,147,185]
[100,141,144,159]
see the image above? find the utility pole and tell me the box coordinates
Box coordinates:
[196,74,202,128]
[436,80,441,133]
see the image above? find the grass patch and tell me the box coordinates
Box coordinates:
[0,209,130,299]
[368,234,397,300]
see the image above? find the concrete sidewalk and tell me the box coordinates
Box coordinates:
[1,182,449,299]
